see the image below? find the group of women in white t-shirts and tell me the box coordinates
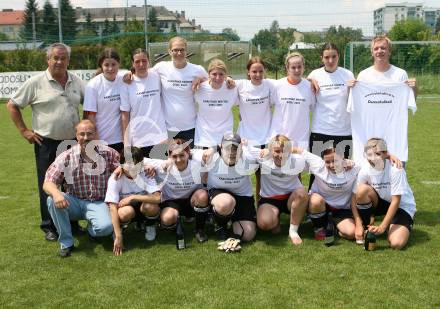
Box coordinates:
[84,36,417,254]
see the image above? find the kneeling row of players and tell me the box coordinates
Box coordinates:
[105,134,416,255]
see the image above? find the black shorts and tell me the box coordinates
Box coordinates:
[128,201,145,222]
[258,197,290,214]
[309,132,352,159]
[167,128,195,148]
[326,205,354,225]
[160,198,196,218]
[141,144,168,160]
[373,197,414,231]
[209,189,256,222]
[108,142,124,154]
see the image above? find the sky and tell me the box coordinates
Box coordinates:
[1,0,439,39]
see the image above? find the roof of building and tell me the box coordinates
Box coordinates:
[0,11,24,25]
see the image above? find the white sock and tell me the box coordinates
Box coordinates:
[289,224,299,238]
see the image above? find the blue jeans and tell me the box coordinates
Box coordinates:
[47,194,113,249]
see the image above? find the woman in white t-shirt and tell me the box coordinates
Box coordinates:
[194,59,238,148]
[270,52,315,149]
[84,48,125,152]
[144,138,209,243]
[120,48,168,159]
[105,147,161,255]
[246,135,308,246]
[354,138,416,250]
[308,43,354,159]
[303,147,360,242]
[236,57,275,147]
[152,36,208,146]
[199,133,258,245]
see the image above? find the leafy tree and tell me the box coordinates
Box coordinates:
[252,29,278,50]
[325,25,363,54]
[59,0,77,42]
[102,18,111,37]
[278,27,297,49]
[388,19,432,41]
[303,32,323,44]
[40,0,58,44]
[84,12,97,34]
[270,20,280,34]
[170,22,177,34]
[111,14,120,34]
[20,0,40,41]
[222,28,240,41]
[0,32,9,41]
[149,7,158,29]
[436,16,440,34]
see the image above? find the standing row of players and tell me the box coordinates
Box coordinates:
[76,36,416,255]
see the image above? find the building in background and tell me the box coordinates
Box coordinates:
[0,6,202,42]
[75,6,202,35]
[374,3,440,35]
[0,9,24,40]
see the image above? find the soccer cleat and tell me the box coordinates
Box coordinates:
[145,225,156,241]
[215,225,229,241]
[195,229,208,243]
[314,227,326,241]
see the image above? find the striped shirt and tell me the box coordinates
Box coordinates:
[45,144,120,201]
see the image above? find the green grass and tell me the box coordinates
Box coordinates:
[0,99,439,308]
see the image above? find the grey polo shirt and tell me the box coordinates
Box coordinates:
[11,69,85,140]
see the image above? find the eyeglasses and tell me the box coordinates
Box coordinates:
[171,48,186,54]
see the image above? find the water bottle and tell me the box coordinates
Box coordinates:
[176,216,186,250]
[324,212,335,246]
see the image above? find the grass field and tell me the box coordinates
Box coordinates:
[0,99,439,308]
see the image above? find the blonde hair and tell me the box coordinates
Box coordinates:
[364,137,388,153]
[268,134,292,154]
[208,59,227,74]
[371,35,392,53]
[285,52,305,68]
[168,36,187,49]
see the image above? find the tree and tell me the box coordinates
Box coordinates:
[102,18,111,37]
[388,19,432,41]
[59,0,77,42]
[325,25,363,54]
[20,0,40,41]
[111,14,120,34]
[0,32,9,41]
[149,7,158,29]
[270,20,280,34]
[252,29,278,50]
[40,0,58,44]
[84,12,97,35]
[222,28,240,41]
[436,16,440,34]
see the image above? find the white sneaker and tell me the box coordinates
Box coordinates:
[145,225,156,241]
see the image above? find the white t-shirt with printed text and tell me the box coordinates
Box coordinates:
[120,71,167,147]
[303,150,359,209]
[84,74,124,145]
[308,67,354,136]
[205,152,257,197]
[347,81,416,162]
[355,160,416,218]
[246,146,305,198]
[236,79,275,145]
[194,81,238,147]
[270,78,316,148]
[144,158,204,202]
[105,172,160,204]
[152,61,208,131]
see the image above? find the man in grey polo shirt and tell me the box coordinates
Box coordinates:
[6,43,84,241]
